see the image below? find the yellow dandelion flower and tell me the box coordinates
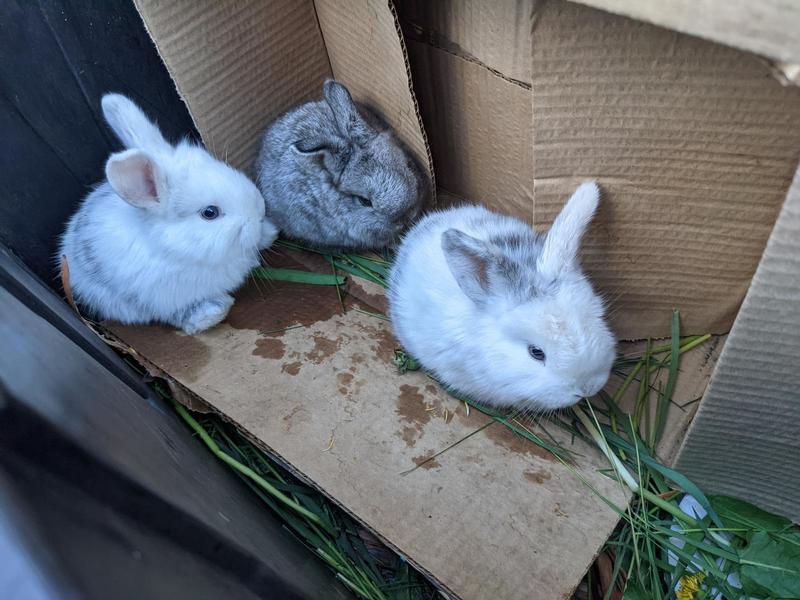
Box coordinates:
[676,572,705,600]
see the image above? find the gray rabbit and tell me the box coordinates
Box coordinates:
[256,80,428,249]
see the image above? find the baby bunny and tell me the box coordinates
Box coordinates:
[59,93,278,334]
[256,80,428,249]
[388,182,615,411]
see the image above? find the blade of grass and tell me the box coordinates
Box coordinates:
[174,402,333,533]
[252,266,345,286]
[653,310,680,447]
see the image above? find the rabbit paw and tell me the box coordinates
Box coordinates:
[180,295,234,335]
[259,219,279,249]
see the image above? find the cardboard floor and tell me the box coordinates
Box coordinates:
[110,248,721,599]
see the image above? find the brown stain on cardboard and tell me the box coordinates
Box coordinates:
[524,469,552,484]
[336,371,364,402]
[425,384,440,396]
[396,385,430,427]
[455,404,494,428]
[368,327,397,364]
[281,361,302,376]
[484,422,557,462]
[355,321,397,364]
[252,337,285,360]
[282,406,308,432]
[399,425,419,448]
[306,334,340,364]
[110,325,211,383]
[395,384,443,447]
[412,454,441,470]
[227,251,348,334]
[349,279,389,314]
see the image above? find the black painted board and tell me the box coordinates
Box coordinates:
[0,262,351,599]
[0,0,197,284]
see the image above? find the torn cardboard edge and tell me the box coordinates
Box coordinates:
[95,326,214,414]
[387,0,438,201]
[311,0,436,201]
[130,0,203,149]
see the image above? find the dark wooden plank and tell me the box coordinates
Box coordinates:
[0,278,351,599]
[0,0,197,284]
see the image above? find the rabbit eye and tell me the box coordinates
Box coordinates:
[354,195,372,208]
[528,345,546,362]
[200,205,220,220]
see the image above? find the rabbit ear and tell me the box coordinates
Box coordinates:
[292,134,343,156]
[537,181,600,279]
[442,229,508,307]
[323,80,368,138]
[101,93,172,153]
[105,149,168,209]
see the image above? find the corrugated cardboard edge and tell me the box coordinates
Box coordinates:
[387,0,437,202]
[97,326,215,414]
[570,0,800,66]
[130,0,202,139]
[312,0,437,204]
[675,162,800,522]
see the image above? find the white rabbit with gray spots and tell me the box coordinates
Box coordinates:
[59,93,277,334]
[388,182,615,411]
[256,80,428,249]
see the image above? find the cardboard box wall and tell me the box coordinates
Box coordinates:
[105,0,800,598]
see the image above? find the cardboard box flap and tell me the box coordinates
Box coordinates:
[676,163,800,522]
[109,259,631,599]
[133,0,332,173]
[571,0,800,66]
[314,0,434,185]
[531,1,800,340]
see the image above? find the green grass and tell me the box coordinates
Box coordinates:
[146,379,441,600]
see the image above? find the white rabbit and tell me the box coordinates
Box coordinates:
[59,93,278,334]
[388,182,615,411]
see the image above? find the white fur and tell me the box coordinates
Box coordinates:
[59,93,279,334]
[388,182,616,411]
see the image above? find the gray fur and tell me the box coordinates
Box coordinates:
[256,80,429,249]
[441,219,547,307]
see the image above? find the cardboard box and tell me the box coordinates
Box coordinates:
[106,1,800,598]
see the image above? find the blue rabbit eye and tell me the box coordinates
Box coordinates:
[201,205,220,220]
[354,195,372,208]
[528,345,545,362]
